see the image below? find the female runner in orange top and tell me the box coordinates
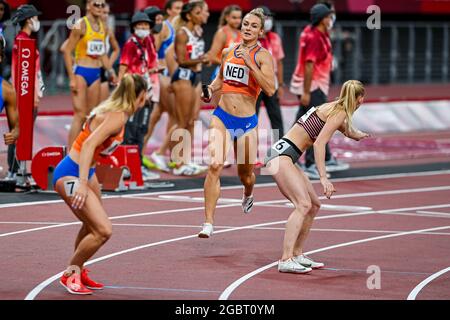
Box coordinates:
[198,8,275,238]
[53,74,147,295]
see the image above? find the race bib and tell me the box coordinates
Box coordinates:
[223,62,249,86]
[191,41,205,59]
[87,40,105,56]
[178,68,193,81]
[64,179,80,197]
[100,140,121,156]
[272,139,290,155]
[300,107,317,123]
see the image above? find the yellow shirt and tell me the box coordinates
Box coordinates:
[75,16,106,62]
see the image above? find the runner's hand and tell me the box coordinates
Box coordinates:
[235,48,253,68]
[3,132,17,145]
[71,181,88,210]
[320,177,336,199]
[300,92,311,107]
[354,131,370,141]
[201,86,212,103]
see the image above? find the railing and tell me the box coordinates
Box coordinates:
[13,19,450,94]
[276,20,450,85]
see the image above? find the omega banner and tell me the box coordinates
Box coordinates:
[15,38,36,161]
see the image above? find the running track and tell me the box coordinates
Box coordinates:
[0,170,449,300]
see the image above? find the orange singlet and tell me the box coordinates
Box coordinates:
[72,114,124,160]
[221,44,262,99]
[215,25,242,62]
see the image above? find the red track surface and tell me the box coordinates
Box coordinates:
[0,170,449,300]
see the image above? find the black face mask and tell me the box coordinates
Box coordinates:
[152,23,162,34]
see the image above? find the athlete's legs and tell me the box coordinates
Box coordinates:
[68,76,88,147]
[55,176,112,272]
[203,117,231,224]
[269,156,313,261]
[171,80,194,164]
[293,171,321,256]
[234,129,258,197]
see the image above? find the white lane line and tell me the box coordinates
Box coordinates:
[128,185,450,204]
[2,221,450,236]
[24,210,379,300]
[218,225,450,300]
[407,267,450,300]
[24,219,287,300]
[0,197,348,238]
[416,211,450,217]
[0,221,62,225]
[23,202,450,300]
[2,169,450,209]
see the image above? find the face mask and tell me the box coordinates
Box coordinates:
[329,14,336,30]
[30,18,40,32]
[326,19,333,31]
[152,23,163,34]
[135,29,150,39]
[264,18,273,32]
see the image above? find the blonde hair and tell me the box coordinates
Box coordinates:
[328,80,365,129]
[92,74,147,116]
[245,8,265,29]
[218,5,242,28]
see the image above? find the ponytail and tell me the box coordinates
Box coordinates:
[329,80,365,130]
[92,74,147,115]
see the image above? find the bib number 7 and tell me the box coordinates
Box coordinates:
[64,180,80,197]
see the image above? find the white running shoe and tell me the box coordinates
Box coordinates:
[173,164,198,176]
[278,258,312,274]
[242,194,254,214]
[141,166,161,181]
[293,254,325,269]
[198,223,214,238]
[325,158,350,172]
[150,152,170,172]
[188,162,208,175]
[304,164,330,180]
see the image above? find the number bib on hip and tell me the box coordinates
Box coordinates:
[178,67,193,81]
[272,139,290,154]
[64,179,80,197]
[223,62,250,86]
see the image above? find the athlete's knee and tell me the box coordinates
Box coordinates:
[208,162,224,175]
[94,223,112,243]
[239,172,254,186]
[294,199,312,214]
[309,201,321,217]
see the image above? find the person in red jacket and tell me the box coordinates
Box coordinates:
[290,3,349,179]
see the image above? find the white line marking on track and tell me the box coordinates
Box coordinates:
[2,169,449,209]
[23,202,450,300]
[218,225,450,300]
[416,211,450,217]
[407,267,450,300]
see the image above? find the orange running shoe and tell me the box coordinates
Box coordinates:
[60,273,93,295]
[81,268,104,290]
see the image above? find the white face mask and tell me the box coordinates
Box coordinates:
[135,29,150,39]
[30,18,40,32]
[264,18,273,32]
[328,14,336,30]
